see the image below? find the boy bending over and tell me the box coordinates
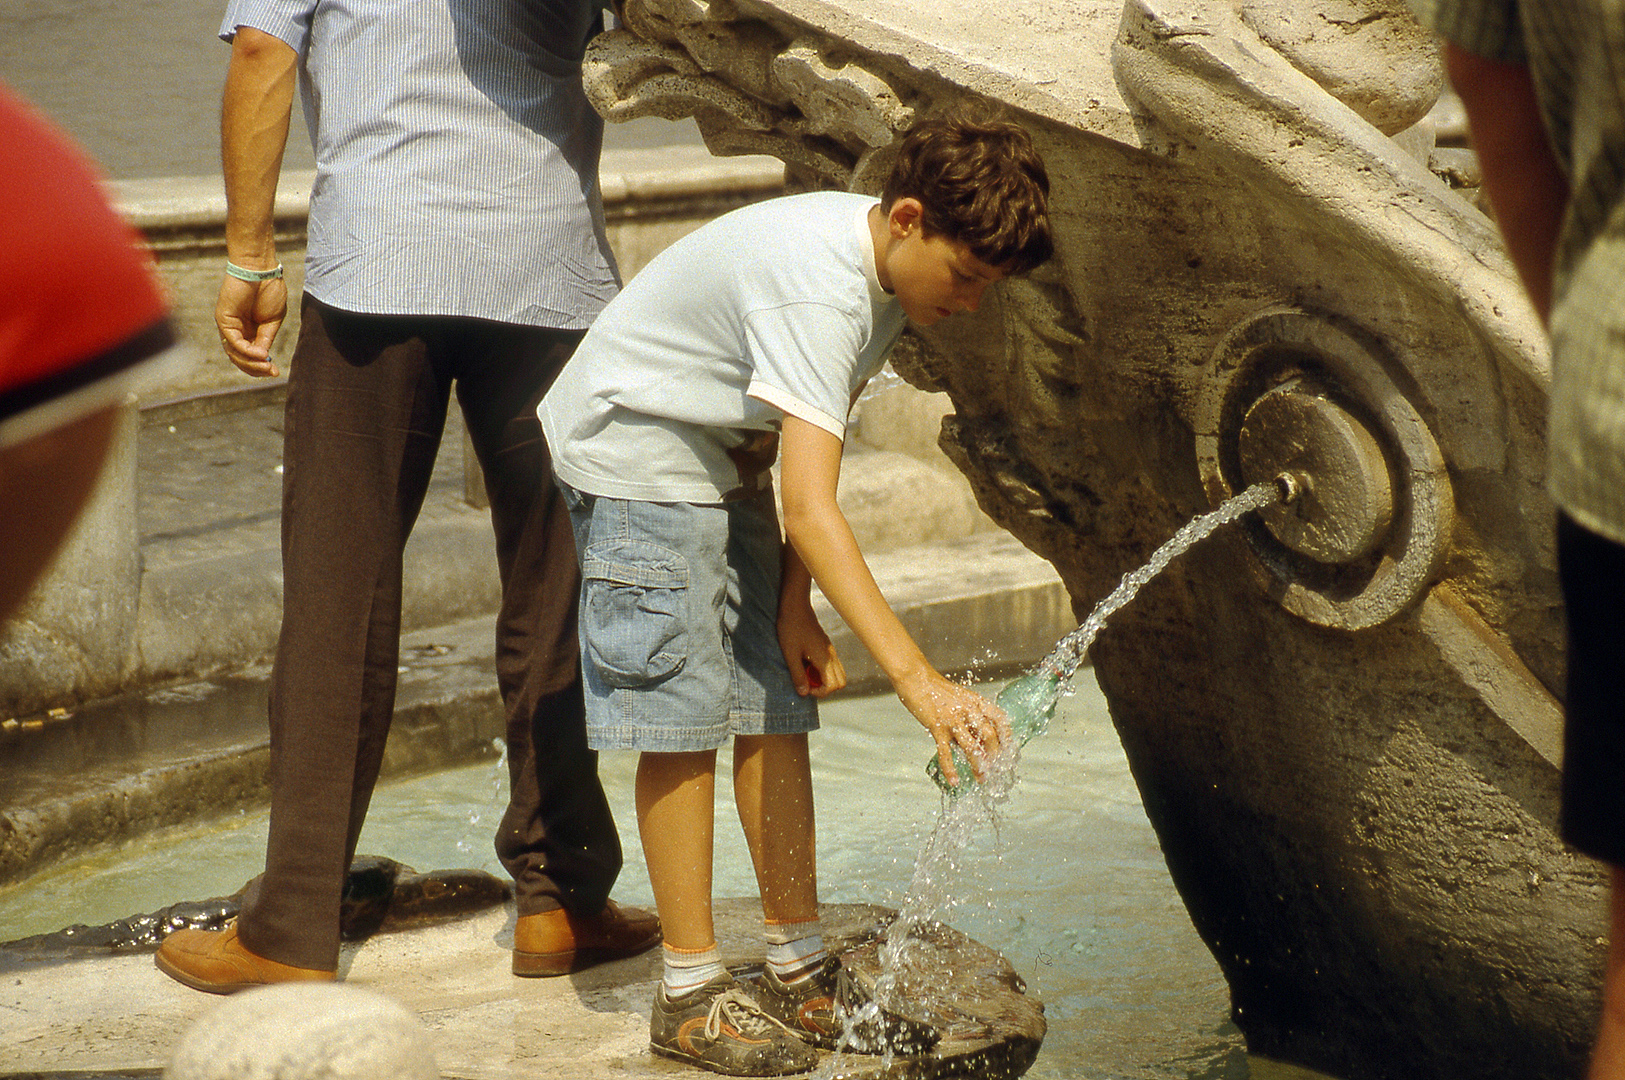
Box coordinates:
[538,114,1054,1076]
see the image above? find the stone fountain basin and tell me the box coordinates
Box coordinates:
[586,0,1602,1077]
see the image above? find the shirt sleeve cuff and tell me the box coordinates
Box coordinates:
[748,381,846,440]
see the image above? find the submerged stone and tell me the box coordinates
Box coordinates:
[771,905,1046,1080]
[0,855,511,957]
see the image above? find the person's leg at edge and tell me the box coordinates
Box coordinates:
[455,322,654,974]
[245,300,451,970]
[1558,513,1625,1079]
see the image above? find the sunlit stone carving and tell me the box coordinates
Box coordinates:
[589,3,1593,1079]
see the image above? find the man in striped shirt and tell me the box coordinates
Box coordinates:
[154,0,657,992]
[1416,0,1625,1073]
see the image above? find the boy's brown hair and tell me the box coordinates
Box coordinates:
[881,112,1054,274]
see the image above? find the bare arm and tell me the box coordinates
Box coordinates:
[216,26,297,376]
[1446,42,1570,324]
[778,414,1009,784]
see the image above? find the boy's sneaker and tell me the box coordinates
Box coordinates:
[650,971,820,1076]
[756,955,939,1056]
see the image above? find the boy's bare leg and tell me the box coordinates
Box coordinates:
[733,733,818,922]
[734,731,937,1057]
[1592,867,1625,1080]
[636,750,718,950]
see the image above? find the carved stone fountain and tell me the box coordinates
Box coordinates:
[583,2,1601,1078]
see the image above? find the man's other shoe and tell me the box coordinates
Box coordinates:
[650,971,819,1076]
[511,898,660,976]
[154,922,335,994]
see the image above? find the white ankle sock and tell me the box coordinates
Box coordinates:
[764,918,827,983]
[663,943,725,997]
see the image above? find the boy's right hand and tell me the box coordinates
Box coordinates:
[777,598,846,698]
[895,668,1012,787]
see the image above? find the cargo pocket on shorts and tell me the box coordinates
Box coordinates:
[580,540,688,688]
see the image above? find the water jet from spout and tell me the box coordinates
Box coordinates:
[927,480,1284,796]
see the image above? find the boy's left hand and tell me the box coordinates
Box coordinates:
[778,602,846,698]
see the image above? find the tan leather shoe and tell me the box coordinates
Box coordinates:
[155,922,335,994]
[512,898,661,976]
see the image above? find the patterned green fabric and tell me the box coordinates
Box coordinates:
[1415,0,1527,62]
[1421,0,1625,543]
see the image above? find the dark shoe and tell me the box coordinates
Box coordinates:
[154,922,335,995]
[650,971,820,1076]
[512,898,660,976]
[757,955,938,1055]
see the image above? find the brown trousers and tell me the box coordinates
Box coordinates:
[237,296,622,971]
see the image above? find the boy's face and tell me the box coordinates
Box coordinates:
[874,199,1009,327]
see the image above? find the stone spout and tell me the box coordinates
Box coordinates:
[587,2,1599,1079]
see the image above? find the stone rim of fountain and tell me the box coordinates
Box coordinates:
[1195,304,1454,630]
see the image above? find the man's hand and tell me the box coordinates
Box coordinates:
[895,668,1012,787]
[215,274,286,377]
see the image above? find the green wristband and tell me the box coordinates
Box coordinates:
[225,261,285,282]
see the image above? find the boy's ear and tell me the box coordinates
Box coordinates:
[887,197,925,239]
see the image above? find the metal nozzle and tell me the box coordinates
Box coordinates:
[1274,471,1306,505]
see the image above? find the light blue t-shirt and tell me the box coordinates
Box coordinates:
[540,191,905,502]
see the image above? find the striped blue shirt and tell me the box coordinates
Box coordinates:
[220,0,620,329]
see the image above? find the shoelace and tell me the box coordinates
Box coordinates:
[704,988,791,1042]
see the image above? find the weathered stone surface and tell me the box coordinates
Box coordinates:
[1239,0,1443,134]
[166,983,439,1080]
[587,2,1601,1079]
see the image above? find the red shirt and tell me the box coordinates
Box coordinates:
[0,82,174,449]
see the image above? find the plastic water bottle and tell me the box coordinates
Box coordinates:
[926,669,1061,795]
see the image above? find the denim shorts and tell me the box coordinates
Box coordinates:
[560,483,818,752]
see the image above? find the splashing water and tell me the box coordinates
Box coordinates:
[454,737,509,857]
[815,778,1006,1076]
[927,481,1283,797]
[811,482,1287,1072]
